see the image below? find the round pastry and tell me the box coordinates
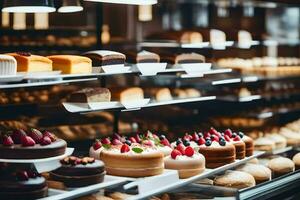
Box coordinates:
[248,158,259,164]
[279,128,300,146]
[164,146,205,179]
[266,134,287,149]
[100,144,164,177]
[214,171,256,189]
[0,129,67,159]
[0,167,47,200]
[254,137,275,152]
[267,157,295,178]
[236,163,271,184]
[242,135,254,157]
[50,156,105,187]
[292,153,300,170]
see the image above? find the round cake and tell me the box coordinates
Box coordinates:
[242,135,254,157]
[267,157,295,178]
[0,166,47,199]
[164,146,205,179]
[50,156,105,187]
[224,130,246,159]
[214,170,256,189]
[198,130,236,169]
[100,143,164,177]
[292,153,300,170]
[236,163,272,184]
[0,129,67,159]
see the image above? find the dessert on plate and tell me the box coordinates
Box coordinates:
[8,52,52,72]
[68,87,111,103]
[47,55,92,74]
[0,54,17,76]
[214,170,256,189]
[100,142,164,177]
[83,50,126,67]
[164,145,205,179]
[50,156,105,187]
[111,87,144,103]
[224,129,246,159]
[0,164,48,199]
[0,128,67,159]
[126,50,160,63]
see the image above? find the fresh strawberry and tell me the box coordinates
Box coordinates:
[224,135,231,142]
[112,133,121,140]
[176,143,186,155]
[204,132,211,138]
[120,144,130,153]
[185,146,194,157]
[192,132,199,141]
[112,139,122,145]
[129,137,137,143]
[17,171,29,181]
[40,136,52,146]
[93,140,102,150]
[211,135,219,142]
[209,127,218,135]
[160,138,170,147]
[27,171,38,178]
[43,131,56,142]
[183,133,192,141]
[142,140,153,147]
[2,135,14,146]
[224,129,233,138]
[198,137,206,145]
[11,129,27,144]
[28,128,43,143]
[135,134,141,143]
[214,131,222,138]
[21,136,36,147]
[101,138,111,145]
[171,149,182,159]
[233,135,241,141]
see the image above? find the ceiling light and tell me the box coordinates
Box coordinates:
[84,0,157,5]
[2,0,56,13]
[58,0,83,13]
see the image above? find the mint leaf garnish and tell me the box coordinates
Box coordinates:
[132,147,143,153]
[103,144,111,149]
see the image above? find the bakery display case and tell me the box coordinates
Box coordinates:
[0,0,300,199]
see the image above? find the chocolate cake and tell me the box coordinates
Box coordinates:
[0,129,67,159]
[68,87,111,103]
[0,165,48,199]
[50,156,105,187]
[126,50,160,63]
[161,53,205,64]
[83,50,126,66]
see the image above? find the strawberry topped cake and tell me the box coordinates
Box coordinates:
[100,143,164,177]
[164,145,205,179]
[224,129,246,159]
[0,128,67,159]
[89,132,172,160]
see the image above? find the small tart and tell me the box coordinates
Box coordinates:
[214,171,256,189]
[164,153,205,179]
[236,163,271,184]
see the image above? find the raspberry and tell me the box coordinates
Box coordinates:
[176,143,186,155]
[171,149,182,159]
[198,137,206,145]
[185,146,194,157]
[120,144,130,153]
[160,138,170,147]
[192,132,199,141]
[224,129,233,138]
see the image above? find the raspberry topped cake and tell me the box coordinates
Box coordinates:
[100,142,164,177]
[164,145,205,179]
[50,156,105,187]
[0,164,48,199]
[197,128,236,168]
[0,128,67,159]
[224,129,246,159]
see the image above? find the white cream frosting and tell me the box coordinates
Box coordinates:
[84,50,125,57]
[89,146,103,160]
[158,146,172,156]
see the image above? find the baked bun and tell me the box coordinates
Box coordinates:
[267,157,295,178]
[236,163,271,184]
[214,171,255,189]
[292,153,300,170]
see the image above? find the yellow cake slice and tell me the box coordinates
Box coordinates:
[8,52,53,72]
[47,55,92,74]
